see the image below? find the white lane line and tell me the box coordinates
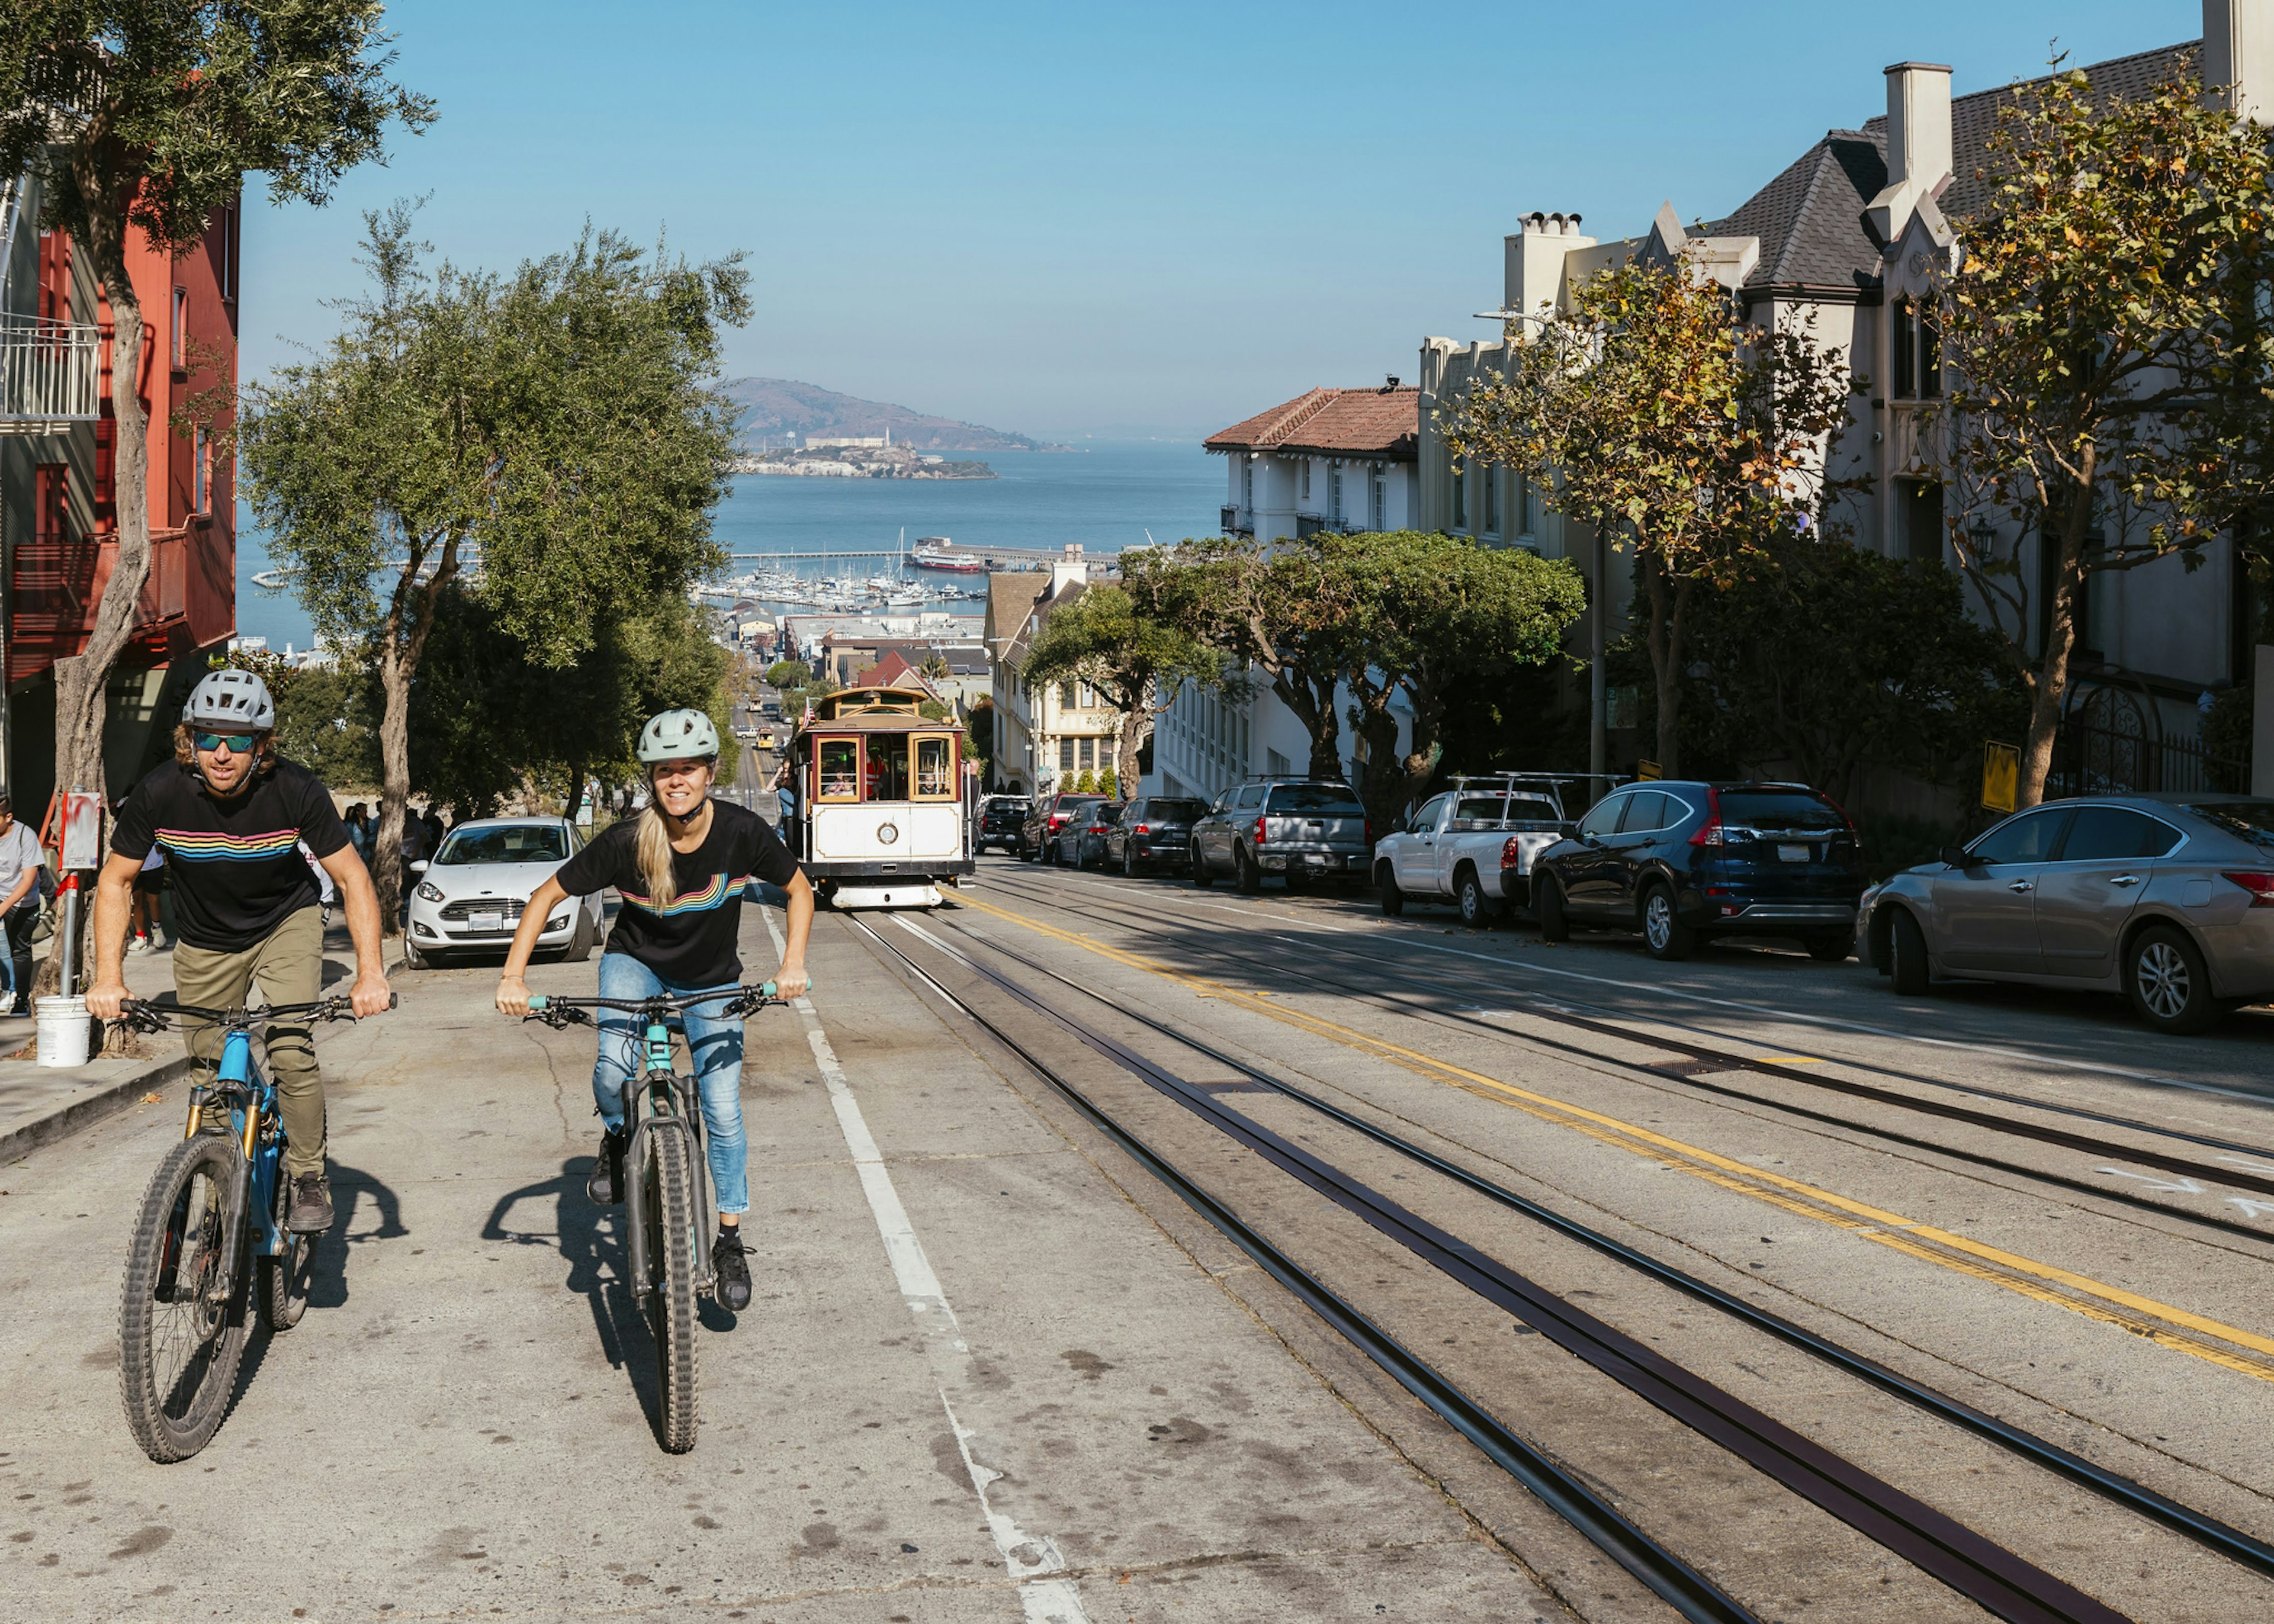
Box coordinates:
[763,906,1088,1624]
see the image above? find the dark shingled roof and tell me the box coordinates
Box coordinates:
[1696,38,2195,297]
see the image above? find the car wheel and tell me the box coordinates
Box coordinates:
[1377,863,1405,916]
[563,906,595,963]
[1191,843,1213,887]
[1122,845,1137,879]
[1803,932,1849,963]
[1535,873,1570,942]
[400,935,428,971]
[1234,846,1261,895]
[1456,868,1493,928]
[2127,925,2220,1034]
[1640,883,1693,961]
[1887,908,1930,995]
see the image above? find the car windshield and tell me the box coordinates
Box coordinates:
[1089,803,1123,825]
[2183,800,2274,847]
[1268,784,1364,815]
[436,825,566,865]
[1716,791,1845,833]
[1149,799,1206,822]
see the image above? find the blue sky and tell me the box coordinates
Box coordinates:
[239,1,2202,442]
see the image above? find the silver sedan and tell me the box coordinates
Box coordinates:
[1858,794,2274,1034]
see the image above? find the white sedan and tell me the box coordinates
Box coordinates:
[402,816,603,969]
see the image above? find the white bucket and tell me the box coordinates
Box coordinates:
[36,995,91,1067]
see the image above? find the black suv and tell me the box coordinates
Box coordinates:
[974,795,1032,856]
[1104,796,1207,876]
[1531,781,1863,960]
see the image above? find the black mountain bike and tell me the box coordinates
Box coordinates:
[522,982,788,1452]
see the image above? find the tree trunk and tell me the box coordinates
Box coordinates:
[373,643,412,934]
[563,763,587,825]
[2017,461,2098,809]
[1268,667,1341,779]
[1640,556,1692,777]
[1114,708,1145,793]
[36,193,153,1001]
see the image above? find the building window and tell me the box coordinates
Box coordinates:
[1331,465,1343,521]
[1892,300,1916,398]
[1451,465,1467,530]
[1517,472,1531,535]
[194,426,210,513]
[1058,681,1075,709]
[1483,467,1499,535]
[172,286,187,369]
[1059,738,1075,772]
[1300,462,1310,501]
[1372,473,1385,531]
[1078,736,1096,770]
[1242,460,1253,510]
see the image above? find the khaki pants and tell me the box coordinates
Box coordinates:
[172,905,326,1178]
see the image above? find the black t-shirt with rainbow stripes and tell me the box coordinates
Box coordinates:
[113,759,351,951]
[552,799,799,988]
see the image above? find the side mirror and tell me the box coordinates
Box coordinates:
[1938,844,1975,869]
[409,859,429,875]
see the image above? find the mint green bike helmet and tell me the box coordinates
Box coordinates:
[637,708,720,763]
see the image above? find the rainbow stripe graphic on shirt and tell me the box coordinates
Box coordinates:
[156,827,303,863]
[616,873,750,917]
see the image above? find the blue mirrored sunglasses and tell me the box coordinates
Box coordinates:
[192,732,256,754]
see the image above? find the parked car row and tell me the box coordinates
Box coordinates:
[977,777,2274,1038]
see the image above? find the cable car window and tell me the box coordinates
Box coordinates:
[865,736,909,800]
[816,738,860,800]
[914,735,955,797]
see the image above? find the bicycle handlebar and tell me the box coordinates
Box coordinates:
[521,981,796,1028]
[117,993,397,1034]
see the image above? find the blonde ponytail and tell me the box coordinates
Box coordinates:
[635,803,678,909]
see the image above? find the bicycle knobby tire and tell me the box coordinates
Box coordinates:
[120,1132,251,1462]
[644,1127,701,1452]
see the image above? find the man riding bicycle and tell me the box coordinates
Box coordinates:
[86,668,392,1232]
[494,708,814,1314]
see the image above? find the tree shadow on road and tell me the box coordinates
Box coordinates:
[480,1163,666,1446]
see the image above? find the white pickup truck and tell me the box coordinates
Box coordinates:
[1373,779,1574,925]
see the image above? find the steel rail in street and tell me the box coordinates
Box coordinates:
[978,872,2274,1243]
[865,912,2138,1624]
[836,915,1762,1624]
[932,906,2274,1585]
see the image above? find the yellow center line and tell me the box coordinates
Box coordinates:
[954,892,2274,1379]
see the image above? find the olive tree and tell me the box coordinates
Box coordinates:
[1017,574,1232,792]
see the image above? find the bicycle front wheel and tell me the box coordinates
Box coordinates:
[120,1132,251,1462]
[643,1127,700,1453]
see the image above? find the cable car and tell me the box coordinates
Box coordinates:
[777,686,972,908]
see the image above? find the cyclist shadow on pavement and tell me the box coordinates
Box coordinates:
[309,1161,406,1311]
[481,1165,673,1445]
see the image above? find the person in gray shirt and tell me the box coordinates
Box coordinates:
[0,795,44,1015]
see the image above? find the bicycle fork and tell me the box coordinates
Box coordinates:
[618,1072,716,1304]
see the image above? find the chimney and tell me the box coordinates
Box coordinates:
[2205,0,2274,124]
[1504,211,1596,320]
[1868,61,1952,243]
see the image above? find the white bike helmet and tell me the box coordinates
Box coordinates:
[183,668,275,731]
[637,708,720,763]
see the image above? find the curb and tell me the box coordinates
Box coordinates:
[0,1051,195,1164]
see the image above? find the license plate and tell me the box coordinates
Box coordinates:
[469,910,503,932]
[1777,844,1810,864]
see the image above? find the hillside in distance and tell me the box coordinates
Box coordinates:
[724,378,1067,452]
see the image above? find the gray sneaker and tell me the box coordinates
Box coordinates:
[287,1172,334,1233]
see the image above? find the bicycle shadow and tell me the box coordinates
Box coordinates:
[479,1165,668,1447]
[309,1161,407,1310]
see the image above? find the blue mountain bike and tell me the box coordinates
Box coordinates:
[113,995,388,1462]
[522,982,788,1453]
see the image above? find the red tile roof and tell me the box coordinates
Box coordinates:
[1205,386,1419,460]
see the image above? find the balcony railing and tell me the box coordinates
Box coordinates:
[1220,505,1253,538]
[1295,513,1363,538]
[0,311,101,435]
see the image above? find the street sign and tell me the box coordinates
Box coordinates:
[1981,741,2019,814]
[58,791,102,869]
[1635,759,1662,782]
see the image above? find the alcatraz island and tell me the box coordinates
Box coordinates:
[727,427,995,480]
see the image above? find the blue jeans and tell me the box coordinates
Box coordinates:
[590,952,749,1215]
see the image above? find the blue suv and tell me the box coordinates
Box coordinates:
[1531,781,1864,961]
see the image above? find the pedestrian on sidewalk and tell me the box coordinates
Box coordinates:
[0,795,41,1016]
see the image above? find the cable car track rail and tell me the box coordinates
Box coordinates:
[917,906,2274,1585]
[973,872,2274,1242]
[853,911,2151,1624]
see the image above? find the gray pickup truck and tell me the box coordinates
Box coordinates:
[1374,779,1573,925]
[1191,779,1370,893]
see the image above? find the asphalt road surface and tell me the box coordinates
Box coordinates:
[4,850,2271,1621]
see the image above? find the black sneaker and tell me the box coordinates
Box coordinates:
[287,1172,333,1233]
[586,1128,628,1205]
[712,1227,751,1312]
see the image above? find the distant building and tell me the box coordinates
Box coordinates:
[988,554,1123,794]
[1206,383,1419,542]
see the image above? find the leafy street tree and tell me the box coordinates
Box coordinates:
[1018,578,1234,792]
[1325,532,1585,833]
[1929,57,2274,806]
[963,697,997,786]
[1443,256,1855,774]
[1128,538,1356,777]
[765,660,812,690]
[242,207,748,924]
[0,2,430,819]
[1627,534,2025,810]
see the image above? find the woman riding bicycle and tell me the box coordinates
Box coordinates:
[495,709,814,1313]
